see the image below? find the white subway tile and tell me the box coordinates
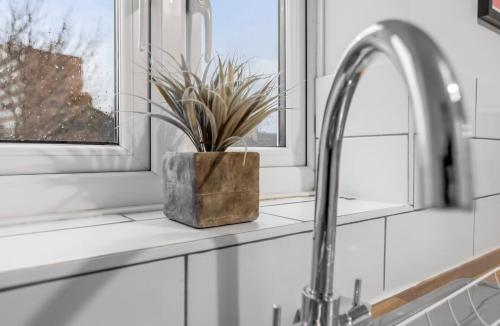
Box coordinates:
[477,76,500,139]
[408,0,498,135]
[187,221,385,326]
[339,135,409,203]
[324,0,410,74]
[472,139,500,198]
[474,195,500,255]
[414,139,496,206]
[187,233,312,326]
[0,258,185,326]
[385,209,473,290]
[316,58,408,137]
[334,219,385,300]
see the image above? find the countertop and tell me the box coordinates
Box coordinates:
[0,197,411,290]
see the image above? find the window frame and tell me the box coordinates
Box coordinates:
[0,0,150,175]
[226,0,307,168]
[0,0,317,220]
[0,0,161,219]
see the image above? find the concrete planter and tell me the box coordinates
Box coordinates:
[162,152,260,228]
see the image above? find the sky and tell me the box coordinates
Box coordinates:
[211,0,280,135]
[211,0,278,74]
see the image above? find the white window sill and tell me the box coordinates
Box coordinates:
[0,197,411,290]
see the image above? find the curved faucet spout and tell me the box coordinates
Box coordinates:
[302,20,472,325]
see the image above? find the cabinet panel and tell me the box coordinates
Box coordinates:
[188,233,312,326]
[188,219,385,326]
[0,258,184,326]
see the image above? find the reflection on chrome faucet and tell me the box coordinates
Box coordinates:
[300,20,473,326]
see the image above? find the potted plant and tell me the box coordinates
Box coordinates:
[145,56,281,228]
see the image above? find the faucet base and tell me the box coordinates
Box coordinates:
[301,286,339,326]
[300,286,372,326]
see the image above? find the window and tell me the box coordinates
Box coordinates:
[211,0,283,148]
[0,0,154,218]
[0,0,116,144]
[0,0,312,219]
[0,0,150,176]
[204,0,307,166]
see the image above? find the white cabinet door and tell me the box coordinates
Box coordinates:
[385,209,474,290]
[0,258,184,326]
[187,219,385,326]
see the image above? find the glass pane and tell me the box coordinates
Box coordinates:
[211,0,282,147]
[0,0,116,144]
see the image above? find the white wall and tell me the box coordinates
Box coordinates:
[316,0,500,291]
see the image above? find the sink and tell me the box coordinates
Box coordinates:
[372,278,500,326]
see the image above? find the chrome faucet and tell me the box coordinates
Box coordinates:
[300,20,473,326]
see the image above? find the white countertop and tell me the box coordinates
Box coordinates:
[0,197,411,290]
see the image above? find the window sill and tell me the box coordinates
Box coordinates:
[0,197,411,290]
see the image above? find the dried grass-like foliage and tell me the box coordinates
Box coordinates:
[143,55,281,152]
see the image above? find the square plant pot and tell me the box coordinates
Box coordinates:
[162,152,260,228]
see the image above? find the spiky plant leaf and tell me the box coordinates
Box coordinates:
[146,55,284,152]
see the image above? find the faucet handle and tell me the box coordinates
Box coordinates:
[339,279,371,325]
[352,278,362,307]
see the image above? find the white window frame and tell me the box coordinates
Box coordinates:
[0,0,317,220]
[0,0,149,175]
[223,0,307,168]
[0,0,162,219]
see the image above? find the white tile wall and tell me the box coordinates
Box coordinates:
[408,0,500,136]
[385,209,474,290]
[471,139,500,198]
[0,258,185,326]
[321,1,500,292]
[187,220,385,326]
[187,233,312,326]
[339,135,408,203]
[324,0,410,74]
[413,137,498,207]
[316,58,408,137]
[474,195,500,255]
[476,76,500,139]
[334,219,385,300]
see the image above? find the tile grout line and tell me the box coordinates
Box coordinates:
[383,217,388,291]
[184,256,188,326]
[474,77,478,138]
[119,214,135,222]
[412,133,416,206]
[259,199,315,208]
[0,219,134,239]
[470,137,500,141]
[262,210,410,227]
[474,192,500,200]
[472,201,476,256]
[340,133,409,139]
